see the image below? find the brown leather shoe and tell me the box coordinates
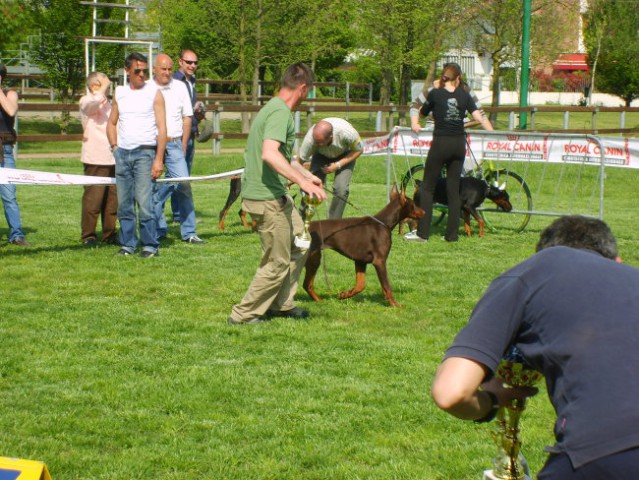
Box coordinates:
[10,237,31,247]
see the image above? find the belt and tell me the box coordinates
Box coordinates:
[167,137,181,143]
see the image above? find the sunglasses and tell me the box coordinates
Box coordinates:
[181,59,198,65]
[132,68,149,76]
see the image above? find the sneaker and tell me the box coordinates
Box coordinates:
[116,248,133,256]
[227,316,269,325]
[140,250,158,258]
[184,235,206,244]
[404,230,427,243]
[83,238,98,247]
[9,237,30,247]
[266,307,310,319]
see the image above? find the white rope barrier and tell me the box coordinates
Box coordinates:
[0,167,244,186]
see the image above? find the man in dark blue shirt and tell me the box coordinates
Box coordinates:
[171,49,201,223]
[432,215,639,479]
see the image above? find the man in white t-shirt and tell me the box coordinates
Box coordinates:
[107,52,167,258]
[297,117,363,219]
[152,53,204,244]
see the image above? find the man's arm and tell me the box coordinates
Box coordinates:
[321,148,362,174]
[181,116,192,155]
[297,128,315,163]
[106,96,119,149]
[432,356,538,422]
[432,357,492,420]
[262,139,326,201]
[152,90,167,180]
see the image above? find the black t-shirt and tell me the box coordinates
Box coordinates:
[445,246,639,468]
[419,86,478,136]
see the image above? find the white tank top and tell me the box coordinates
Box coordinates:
[115,82,159,149]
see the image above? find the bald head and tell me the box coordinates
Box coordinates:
[153,54,174,86]
[313,120,333,147]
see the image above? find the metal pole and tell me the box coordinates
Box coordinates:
[519,0,532,130]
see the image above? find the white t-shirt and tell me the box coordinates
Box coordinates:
[115,82,160,149]
[156,79,193,138]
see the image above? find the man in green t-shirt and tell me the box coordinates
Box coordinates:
[228,62,327,325]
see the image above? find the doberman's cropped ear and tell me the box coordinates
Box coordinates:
[390,183,399,200]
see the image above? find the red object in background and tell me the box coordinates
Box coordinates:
[552,53,589,71]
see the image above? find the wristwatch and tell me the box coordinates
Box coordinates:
[474,390,500,423]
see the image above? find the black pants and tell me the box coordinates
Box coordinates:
[538,447,639,479]
[416,134,465,241]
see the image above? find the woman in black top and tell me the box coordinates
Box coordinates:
[405,64,493,242]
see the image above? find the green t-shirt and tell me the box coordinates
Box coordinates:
[241,97,295,200]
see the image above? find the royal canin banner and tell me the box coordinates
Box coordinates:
[362,127,639,170]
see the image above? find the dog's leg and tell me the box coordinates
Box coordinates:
[468,208,485,238]
[338,261,367,299]
[303,250,323,302]
[371,258,400,307]
[218,177,242,230]
[463,208,473,237]
[239,209,250,229]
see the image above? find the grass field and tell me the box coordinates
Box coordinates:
[2,143,639,479]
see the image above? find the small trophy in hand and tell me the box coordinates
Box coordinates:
[294,194,323,250]
[484,346,543,480]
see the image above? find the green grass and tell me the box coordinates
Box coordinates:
[2,153,639,479]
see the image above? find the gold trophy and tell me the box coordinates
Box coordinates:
[294,194,323,250]
[484,347,543,480]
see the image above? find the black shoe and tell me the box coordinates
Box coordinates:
[83,238,98,247]
[266,307,310,319]
[116,248,133,256]
[184,235,206,244]
[227,316,269,325]
[102,236,120,246]
[140,250,158,258]
[9,237,30,247]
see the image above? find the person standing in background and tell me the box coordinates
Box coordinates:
[0,63,29,247]
[107,52,167,258]
[79,72,118,247]
[152,53,205,244]
[171,49,202,223]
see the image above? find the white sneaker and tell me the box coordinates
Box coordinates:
[404,230,427,242]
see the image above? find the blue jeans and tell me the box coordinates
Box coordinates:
[114,147,159,254]
[0,144,25,242]
[170,135,195,221]
[154,139,196,240]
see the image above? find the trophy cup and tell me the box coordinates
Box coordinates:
[294,194,323,250]
[483,346,543,480]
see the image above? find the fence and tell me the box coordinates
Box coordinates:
[368,129,608,227]
[12,102,639,148]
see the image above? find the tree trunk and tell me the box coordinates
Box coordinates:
[250,0,263,127]
[490,57,501,124]
[238,0,250,133]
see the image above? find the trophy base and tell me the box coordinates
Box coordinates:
[294,236,311,250]
[483,470,532,480]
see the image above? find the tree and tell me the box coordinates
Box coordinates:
[0,1,32,54]
[584,0,639,106]
[24,0,125,132]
